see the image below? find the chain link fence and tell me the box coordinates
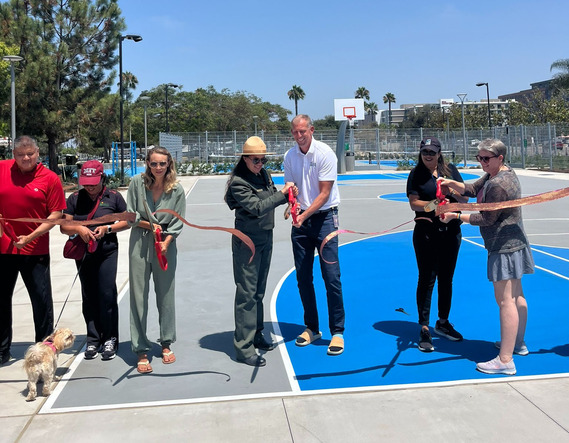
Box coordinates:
[172,124,569,172]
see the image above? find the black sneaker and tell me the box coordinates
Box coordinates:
[84,344,99,360]
[101,338,117,361]
[418,328,434,352]
[434,320,463,341]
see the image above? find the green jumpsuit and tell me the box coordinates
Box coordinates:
[127,174,186,355]
[225,169,287,360]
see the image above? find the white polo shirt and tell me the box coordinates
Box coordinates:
[283,138,340,211]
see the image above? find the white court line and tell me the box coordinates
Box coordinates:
[271,268,301,393]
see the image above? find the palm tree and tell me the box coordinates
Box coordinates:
[383,92,396,125]
[287,85,305,115]
[121,71,139,102]
[355,86,370,101]
[365,102,378,121]
[550,59,569,91]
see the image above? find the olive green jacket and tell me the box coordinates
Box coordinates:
[225,169,287,233]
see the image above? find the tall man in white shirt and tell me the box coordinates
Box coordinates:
[283,114,345,356]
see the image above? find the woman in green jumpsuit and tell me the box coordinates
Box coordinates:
[225,137,296,367]
[127,147,186,374]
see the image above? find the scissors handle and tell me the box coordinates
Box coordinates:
[87,238,98,253]
[288,188,299,224]
[1,220,18,242]
[154,226,168,271]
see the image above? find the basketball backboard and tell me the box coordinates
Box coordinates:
[334,98,365,121]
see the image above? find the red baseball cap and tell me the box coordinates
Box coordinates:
[79,160,104,186]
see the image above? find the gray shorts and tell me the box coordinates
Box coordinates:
[487,246,535,282]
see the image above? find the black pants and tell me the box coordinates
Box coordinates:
[413,221,461,326]
[78,243,119,348]
[0,254,54,353]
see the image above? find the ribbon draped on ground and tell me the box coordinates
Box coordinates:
[319,186,569,265]
[155,209,256,264]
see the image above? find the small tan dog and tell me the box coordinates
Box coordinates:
[23,328,75,402]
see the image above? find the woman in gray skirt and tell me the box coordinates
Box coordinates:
[439,138,534,376]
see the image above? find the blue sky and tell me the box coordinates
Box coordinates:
[118,0,569,120]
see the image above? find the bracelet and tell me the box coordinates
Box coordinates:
[457,213,461,221]
[107,225,112,234]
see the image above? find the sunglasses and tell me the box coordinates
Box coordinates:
[421,150,438,157]
[249,157,267,165]
[475,155,497,163]
[149,161,168,168]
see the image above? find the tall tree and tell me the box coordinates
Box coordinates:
[121,71,138,103]
[355,86,370,101]
[287,85,305,115]
[365,101,378,121]
[383,92,396,125]
[0,0,126,171]
[550,58,569,92]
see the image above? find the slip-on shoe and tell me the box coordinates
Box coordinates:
[237,355,266,367]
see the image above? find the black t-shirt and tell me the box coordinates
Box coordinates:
[64,187,127,245]
[406,162,464,226]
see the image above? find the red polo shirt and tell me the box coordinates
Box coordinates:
[0,160,66,255]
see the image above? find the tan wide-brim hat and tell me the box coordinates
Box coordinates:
[236,136,275,156]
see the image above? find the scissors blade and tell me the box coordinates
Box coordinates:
[423,199,438,212]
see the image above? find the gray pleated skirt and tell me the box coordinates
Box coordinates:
[487,246,535,282]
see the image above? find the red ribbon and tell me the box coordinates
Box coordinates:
[318,219,415,265]
[155,209,256,264]
[288,188,299,224]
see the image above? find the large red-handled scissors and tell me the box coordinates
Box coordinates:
[436,180,447,220]
[143,200,168,271]
[288,188,299,224]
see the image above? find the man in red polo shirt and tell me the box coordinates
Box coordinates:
[0,136,66,365]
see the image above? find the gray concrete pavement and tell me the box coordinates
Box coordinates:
[1,171,569,442]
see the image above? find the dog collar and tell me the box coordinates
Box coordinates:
[43,340,57,353]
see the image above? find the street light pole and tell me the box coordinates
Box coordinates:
[140,96,150,160]
[476,82,491,128]
[2,55,23,154]
[457,93,468,167]
[119,34,142,185]
[253,115,258,135]
[165,83,180,133]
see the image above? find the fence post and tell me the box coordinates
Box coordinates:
[376,128,380,169]
[520,125,525,169]
[205,131,209,163]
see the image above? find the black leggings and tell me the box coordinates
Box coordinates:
[413,221,461,326]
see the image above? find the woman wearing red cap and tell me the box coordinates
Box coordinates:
[61,160,129,361]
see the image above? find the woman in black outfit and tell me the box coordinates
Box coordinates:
[61,160,129,361]
[406,137,469,352]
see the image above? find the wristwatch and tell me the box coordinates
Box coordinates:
[107,225,113,234]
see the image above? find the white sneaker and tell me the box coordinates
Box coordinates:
[476,356,516,375]
[494,341,529,356]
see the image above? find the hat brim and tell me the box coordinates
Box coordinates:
[236,151,276,156]
[79,175,102,186]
